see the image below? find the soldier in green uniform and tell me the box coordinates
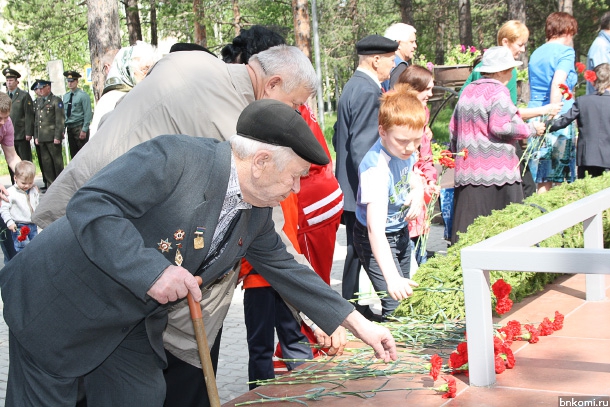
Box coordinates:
[63,70,92,158]
[33,80,64,186]
[2,68,34,181]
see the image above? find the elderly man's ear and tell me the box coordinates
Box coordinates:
[251,150,272,178]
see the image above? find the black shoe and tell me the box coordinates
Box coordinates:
[355,305,384,323]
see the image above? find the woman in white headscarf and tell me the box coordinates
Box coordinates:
[89,41,159,137]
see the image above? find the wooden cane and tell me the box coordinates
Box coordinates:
[187,276,221,407]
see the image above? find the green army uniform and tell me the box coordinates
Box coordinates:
[8,87,34,161]
[63,70,92,158]
[34,90,65,185]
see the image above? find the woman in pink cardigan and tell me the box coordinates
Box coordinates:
[449,47,545,244]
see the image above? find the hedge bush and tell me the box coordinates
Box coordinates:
[394,173,610,321]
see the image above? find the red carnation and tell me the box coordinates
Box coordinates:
[498,327,514,345]
[504,347,516,369]
[523,324,539,344]
[495,296,513,315]
[492,279,512,298]
[575,62,586,73]
[440,376,457,398]
[440,150,453,158]
[493,336,505,355]
[552,311,564,331]
[506,320,521,336]
[538,317,554,336]
[495,355,506,374]
[584,70,597,83]
[429,354,443,381]
[20,225,30,236]
[460,148,468,160]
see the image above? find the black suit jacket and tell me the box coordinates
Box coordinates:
[9,87,34,140]
[0,136,353,378]
[332,70,382,212]
[550,91,610,168]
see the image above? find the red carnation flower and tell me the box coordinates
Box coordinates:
[575,62,586,73]
[441,376,457,398]
[498,327,514,345]
[523,324,539,344]
[552,311,564,331]
[493,336,505,355]
[429,354,443,381]
[538,317,554,336]
[440,149,453,158]
[506,320,521,336]
[460,148,468,160]
[20,225,30,236]
[494,355,506,374]
[584,70,597,83]
[495,296,513,315]
[492,279,512,298]
[17,235,26,242]
[504,347,515,369]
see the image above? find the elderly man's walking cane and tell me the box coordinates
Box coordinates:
[187,275,222,407]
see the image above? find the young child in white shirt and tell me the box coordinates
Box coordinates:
[0,160,39,252]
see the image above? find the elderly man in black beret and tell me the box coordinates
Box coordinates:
[0,99,397,406]
[332,35,399,317]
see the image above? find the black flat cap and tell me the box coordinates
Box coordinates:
[356,35,399,55]
[236,100,329,166]
[2,68,20,79]
[63,70,81,80]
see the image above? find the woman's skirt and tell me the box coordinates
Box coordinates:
[450,182,524,244]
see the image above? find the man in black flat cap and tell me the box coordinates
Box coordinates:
[332,35,398,318]
[63,70,92,158]
[2,68,34,179]
[0,99,397,406]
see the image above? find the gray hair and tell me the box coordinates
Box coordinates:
[229,134,299,171]
[249,45,318,96]
[384,23,417,41]
[594,63,610,95]
[128,41,160,81]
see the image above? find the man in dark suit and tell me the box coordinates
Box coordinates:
[2,68,34,181]
[332,35,398,315]
[0,100,397,407]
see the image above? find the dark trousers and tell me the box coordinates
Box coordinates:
[38,142,64,185]
[244,286,312,390]
[340,211,362,302]
[66,125,89,159]
[577,165,608,179]
[8,139,33,184]
[353,220,411,317]
[0,216,16,264]
[163,327,222,407]
[6,321,165,407]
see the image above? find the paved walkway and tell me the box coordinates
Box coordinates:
[0,174,449,405]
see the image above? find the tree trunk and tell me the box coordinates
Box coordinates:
[193,0,207,47]
[435,3,445,65]
[232,0,241,37]
[150,0,158,46]
[292,0,311,60]
[124,0,142,45]
[458,0,473,46]
[397,0,414,26]
[558,0,573,15]
[348,0,359,70]
[507,0,525,22]
[86,0,121,102]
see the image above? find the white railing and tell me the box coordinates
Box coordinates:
[460,187,610,387]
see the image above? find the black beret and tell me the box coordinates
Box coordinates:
[63,70,82,80]
[236,100,329,166]
[2,68,20,79]
[356,35,399,55]
[169,42,216,57]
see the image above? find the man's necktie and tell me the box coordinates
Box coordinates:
[67,92,73,118]
[9,92,13,99]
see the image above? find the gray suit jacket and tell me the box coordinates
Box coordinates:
[332,70,382,212]
[550,91,610,168]
[0,136,353,377]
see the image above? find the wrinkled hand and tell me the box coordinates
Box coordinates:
[147,265,201,304]
[313,326,347,356]
[79,131,87,140]
[342,311,397,362]
[534,121,546,136]
[53,139,61,145]
[386,275,419,301]
[545,102,563,118]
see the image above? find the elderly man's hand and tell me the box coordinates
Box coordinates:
[313,326,347,356]
[147,265,202,304]
[341,310,397,362]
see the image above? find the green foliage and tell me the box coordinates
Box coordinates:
[322,112,337,160]
[429,105,453,144]
[443,44,481,66]
[394,173,610,321]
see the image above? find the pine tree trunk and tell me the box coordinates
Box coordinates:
[124,0,142,45]
[292,0,311,60]
[232,0,241,37]
[193,0,207,47]
[86,0,121,102]
[558,0,573,15]
[398,0,414,26]
[458,0,473,46]
[150,0,158,46]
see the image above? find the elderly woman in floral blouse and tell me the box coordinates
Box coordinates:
[450,47,545,243]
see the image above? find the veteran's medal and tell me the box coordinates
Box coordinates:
[194,227,205,250]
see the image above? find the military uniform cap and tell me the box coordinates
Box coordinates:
[355,35,398,55]
[31,79,42,91]
[63,71,82,81]
[2,68,21,79]
[34,80,52,89]
[236,99,329,166]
